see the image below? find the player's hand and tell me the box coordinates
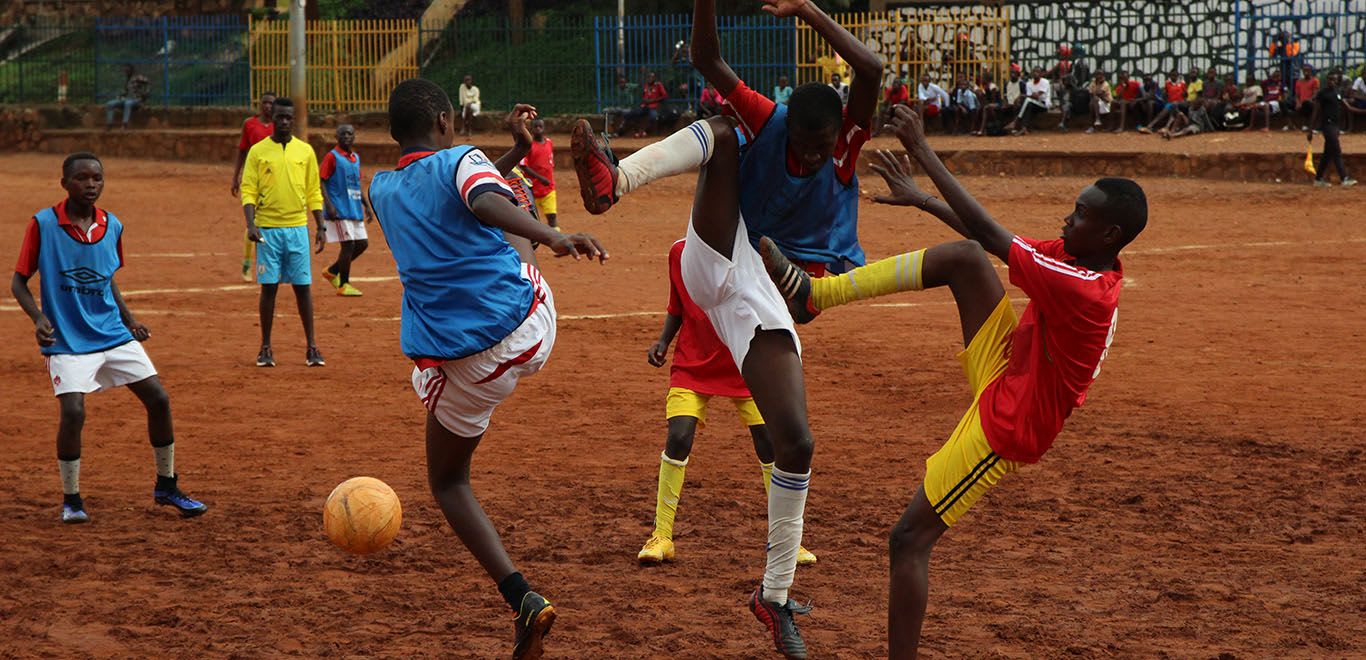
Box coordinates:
[34,316,56,347]
[548,232,609,263]
[506,104,538,145]
[128,320,151,342]
[314,225,327,254]
[885,104,927,148]
[247,225,263,243]
[647,341,668,367]
[760,0,809,18]
[869,149,932,207]
[230,177,240,196]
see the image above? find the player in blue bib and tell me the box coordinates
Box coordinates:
[11,153,207,524]
[369,79,606,660]
[319,124,377,297]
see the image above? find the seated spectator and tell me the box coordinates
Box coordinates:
[915,73,949,121]
[946,76,979,134]
[1141,70,1189,134]
[1003,64,1027,113]
[772,76,793,105]
[697,81,723,118]
[603,74,640,137]
[1133,71,1160,131]
[1004,66,1051,135]
[1216,73,1243,129]
[1233,72,1263,130]
[973,71,1008,136]
[1346,70,1366,132]
[1049,45,1090,131]
[1256,69,1286,132]
[104,65,149,131]
[456,74,481,136]
[1112,70,1143,132]
[875,77,912,134]
[1085,71,1113,133]
[830,73,851,107]
[1292,64,1321,131]
[1160,101,1215,140]
[623,71,669,137]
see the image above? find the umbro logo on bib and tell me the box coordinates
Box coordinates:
[61,267,107,285]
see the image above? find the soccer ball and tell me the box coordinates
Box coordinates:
[323,477,402,554]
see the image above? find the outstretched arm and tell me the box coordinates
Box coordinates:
[471,193,608,263]
[765,0,884,127]
[867,149,974,240]
[885,105,1013,260]
[690,0,741,96]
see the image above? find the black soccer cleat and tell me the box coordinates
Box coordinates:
[749,585,812,659]
[154,475,208,518]
[512,591,557,660]
[758,236,820,324]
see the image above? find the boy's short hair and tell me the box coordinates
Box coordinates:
[272,97,295,114]
[786,82,843,132]
[1094,177,1147,246]
[62,152,101,178]
[388,78,452,142]
[261,90,277,98]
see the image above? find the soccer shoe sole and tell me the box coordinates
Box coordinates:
[512,604,556,660]
[749,588,808,659]
[570,120,615,215]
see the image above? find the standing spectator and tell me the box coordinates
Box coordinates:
[624,71,669,137]
[876,77,912,134]
[1141,70,1188,134]
[698,81,723,118]
[1268,30,1303,94]
[915,73,949,121]
[457,74,481,136]
[972,71,1007,136]
[772,76,793,105]
[1085,71,1113,133]
[946,76,978,134]
[319,124,376,297]
[518,118,560,232]
[1256,69,1287,132]
[1309,70,1366,187]
[830,72,851,107]
[230,91,276,282]
[239,98,325,368]
[1292,65,1320,132]
[1111,70,1143,133]
[1005,66,1051,135]
[1051,45,1090,131]
[104,65,149,131]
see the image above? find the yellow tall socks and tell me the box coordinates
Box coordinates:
[243,230,256,264]
[761,461,775,495]
[811,248,926,311]
[652,453,688,540]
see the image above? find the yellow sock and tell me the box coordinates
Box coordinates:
[811,249,926,310]
[653,452,688,540]
[760,461,774,495]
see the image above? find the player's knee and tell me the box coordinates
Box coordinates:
[352,239,369,256]
[888,518,935,558]
[141,385,171,415]
[773,428,814,464]
[706,115,739,149]
[664,426,695,459]
[59,398,86,427]
[947,239,990,269]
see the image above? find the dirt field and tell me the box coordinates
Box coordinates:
[0,152,1362,659]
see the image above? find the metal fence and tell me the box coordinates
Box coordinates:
[803,7,1011,89]
[0,18,96,105]
[95,15,247,106]
[250,17,417,113]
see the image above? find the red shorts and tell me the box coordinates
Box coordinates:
[922,104,941,118]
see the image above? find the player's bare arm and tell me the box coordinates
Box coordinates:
[312,210,326,254]
[243,204,261,242]
[10,272,56,347]
[110,280,150,341]
[648,313,683,367]
[765,0,883,127]
[689,0,741,96]
[868,149,975,240]
[494,104,538,176]
[887,105,1013,260]
[230,150,247,196]
[470,193,609,263]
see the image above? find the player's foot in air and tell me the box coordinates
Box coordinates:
[337,283,363,297]
[570,119,619,215]
[256,345,275,367]
[512,591,556,660]
[757,237,820,324]
[637,535,676,565]
[154,475,208,518]
[62,495,89,524]
[796,546,818,566]
[749,585,811,659]
[306,346,326,367]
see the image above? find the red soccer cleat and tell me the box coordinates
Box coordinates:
[570,119,619,215]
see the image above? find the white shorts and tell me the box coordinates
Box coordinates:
[463,102,481,116]
[411,264,556,437]
[681,218,800,373]
[1096,100,1112,115]
[46,340,157,396]
[1264,100,1282,114]
[325,219,368,243]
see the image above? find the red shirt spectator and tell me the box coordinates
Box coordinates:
[1164,80,1187,104]
[1116,78,1142,101]
[238,116,271,153]
[520,137,555,198]
[884,82,912,106]
[641,80,668,110]
[1264,80,1285,102]
[1294,75,1319,103]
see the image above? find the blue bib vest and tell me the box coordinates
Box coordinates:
[737,103,865,273]
[324,148,365,220]
[34,207,133,355]
[369,147,534,360]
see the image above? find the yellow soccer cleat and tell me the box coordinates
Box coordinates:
[637,535,675,565]
[797,546,817,566]
[337,283,363,297]
[322,268,341,289]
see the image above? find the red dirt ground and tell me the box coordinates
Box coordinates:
[0,152,1362,659]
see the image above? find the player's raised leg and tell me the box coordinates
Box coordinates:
[570,115,718,214]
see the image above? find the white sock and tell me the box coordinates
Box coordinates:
[616,120,715,197]
[154,444,174,478]
[59,458,80,495]
[763,467,810,605]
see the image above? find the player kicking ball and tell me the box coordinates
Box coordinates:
[11,152,208,524]
[638,238,816,568]
[760,105,1146,658]
[368,79,607,660]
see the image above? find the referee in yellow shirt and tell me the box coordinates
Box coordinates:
[240,98,326,367]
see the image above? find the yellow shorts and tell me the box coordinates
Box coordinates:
[924,296,1024,527]
[665,387,764,428]
[535,189,557,218]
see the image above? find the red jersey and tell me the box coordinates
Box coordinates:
[238,116,272,153]
[884,84,912,106]
[1164,81,1187,104]
[318,147,357,180]
[518,138,555,198]
[724,80,869,185]
[641,81,668,109]
[666,239,750,398]
[1116,79,1142,101]
[1294,77,1319,102]
[1264,81,1285,102]
[978,237,1123,463]
[15,202,122,276]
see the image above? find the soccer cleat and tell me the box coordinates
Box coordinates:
[337,283,363,297]
[757,236,820,324]
[512,591,557,660]
[749,585,812,659]
[796,546,817,566]
[637,535,676,565]
[306,346,326,367]
[1313,179,1332,188]
[570,119,619,215]
[1343,178,1359,187]
[62,495,89,524]
[256,345,275,367]
[154,476,208,518]
[240,259,253,283]
[323,268,341,289]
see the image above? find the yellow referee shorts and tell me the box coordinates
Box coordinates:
[535,189,558,218]
[666,387,764,428]
[924,296,1024,527]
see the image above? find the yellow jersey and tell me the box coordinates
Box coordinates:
[241,135,323,228]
